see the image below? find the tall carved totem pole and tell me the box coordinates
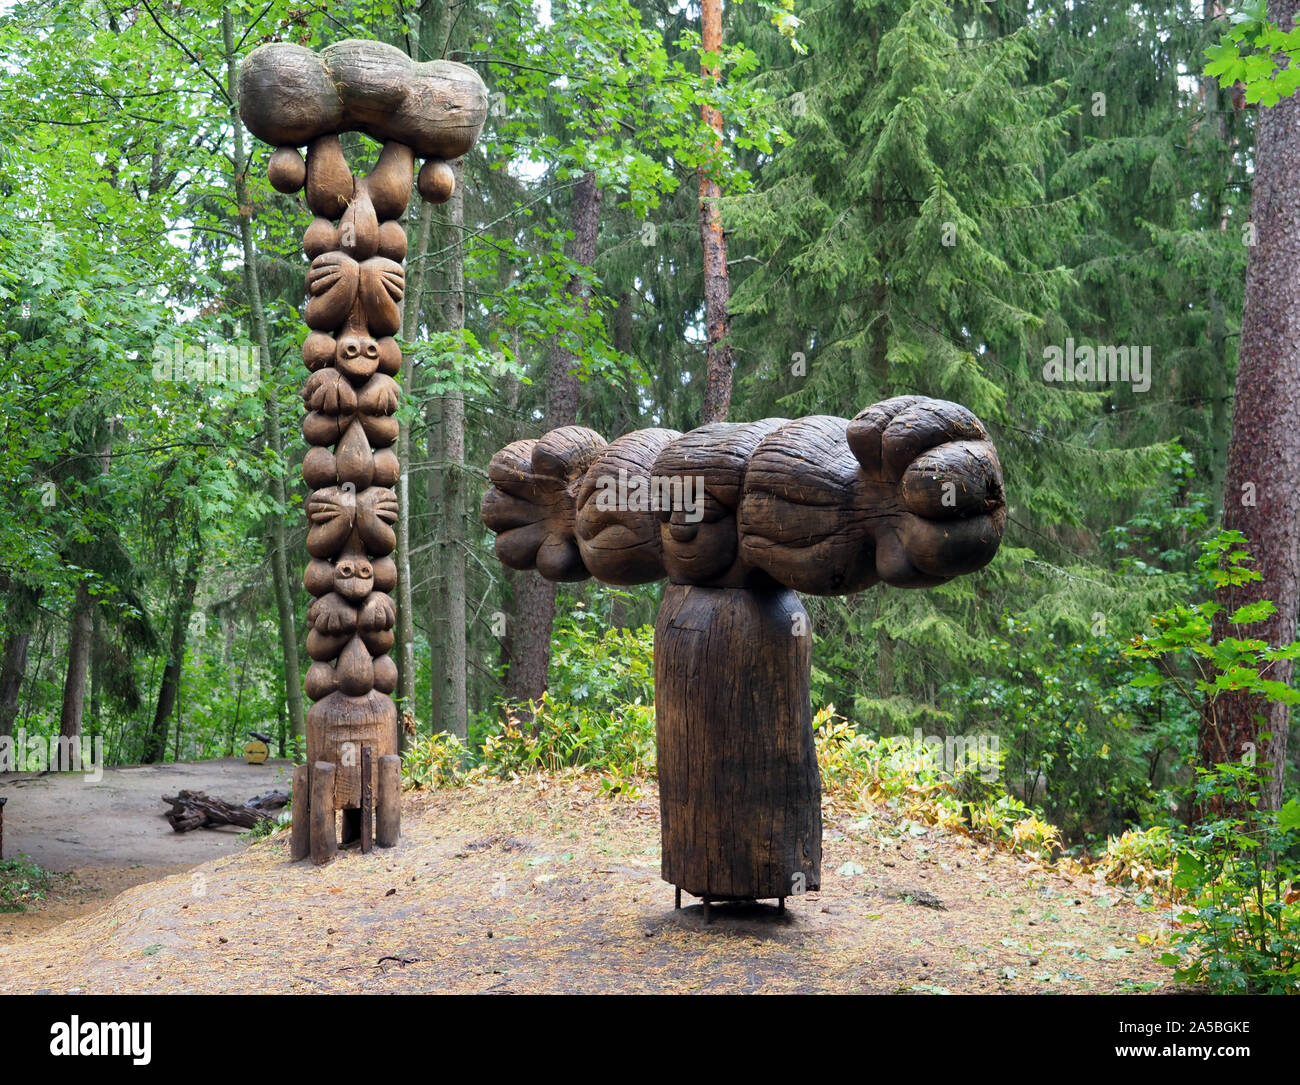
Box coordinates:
[481,400,1006,918]
[239,40,487,863]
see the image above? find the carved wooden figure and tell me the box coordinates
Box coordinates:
[239,39,487,863]
[482,398,1006,916]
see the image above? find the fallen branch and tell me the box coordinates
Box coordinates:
[161,789,288,833]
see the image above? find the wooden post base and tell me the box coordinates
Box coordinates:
[655,584,822,904]
[292,749,392,863]
[310,760,337,865]
[290,763,311,861]
[375,753,401,846]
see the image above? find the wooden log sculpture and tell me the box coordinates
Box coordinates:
[238,39,487,863]
[481,398,1006,915]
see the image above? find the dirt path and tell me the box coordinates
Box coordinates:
[0,759,293,945]
[0,775,1173,994]
[0,758,293,871]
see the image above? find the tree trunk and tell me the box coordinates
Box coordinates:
[419,2,472,743]
[0,631,30,740]
[505,169,603,718]
[1205,0,1300,811]
[698,0,734,424]
[143,545,200,764]
[427,156,470,742]
[397,200,434,746]
[87,610,102,738]
[224,10,306,741]
[58,581,93,740]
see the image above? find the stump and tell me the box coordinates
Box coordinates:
[654,583,821,902]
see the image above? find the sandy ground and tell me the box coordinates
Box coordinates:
[0,775,1174,994]
[0,758,293,871]
[0,759,292,944]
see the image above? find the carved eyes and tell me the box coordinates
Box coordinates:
[338,335,379,361]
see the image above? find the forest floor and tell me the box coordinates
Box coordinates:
[0,758,295,946]
[0,773,1175,994]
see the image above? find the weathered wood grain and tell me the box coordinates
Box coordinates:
[239,39,488,159]
[574,427,682,584]
[648,418,786,587]
[479,426,607,581]
[479,396,1006,904]
[310,761,337,866]
[376,754,401,847]
[290,763,310,861]
[655,584,821,900]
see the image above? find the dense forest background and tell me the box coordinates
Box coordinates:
[0,0,1292,852]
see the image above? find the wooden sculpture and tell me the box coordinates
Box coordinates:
[481,398,1006,916]
[239,39,487,863]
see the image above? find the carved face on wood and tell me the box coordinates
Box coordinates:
[647,421,784,586]
[481,397,1007,597]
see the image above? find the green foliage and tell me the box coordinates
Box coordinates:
[1205,2,1300,106]
[240,808,290,842]
[0,854,64,912]
[1114,531,1300,992]
[953,614,1197,841]
[814,707,1062,858]
[1125,530,1300,746]
[1087,825,1177,892]
[1160,765,1300,993]
[407,608,656,791]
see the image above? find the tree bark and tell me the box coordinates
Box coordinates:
[0,631,30,740]
[505,169,603,718]
[429,156,470,742]
[397,200,433,747]
[0,585,37,741]
[698,0,734,424]
[1206,0,1300,810]
[224,10,306,741]
[142,544,200,764]
[58,581,93,740]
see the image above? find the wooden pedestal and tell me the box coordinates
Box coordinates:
[654,583,822,903]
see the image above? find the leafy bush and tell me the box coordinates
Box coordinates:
[1160,765,1300,993]
[1081,825,1176,892]
[480,695,656,783]
[406,608,657,795]
[951,616,1197,842]
[814,706,1062,858]
[0,854,63,912]
[1125,529,1300,742]
[1121,531,1300,992]
[403,730,472,789]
